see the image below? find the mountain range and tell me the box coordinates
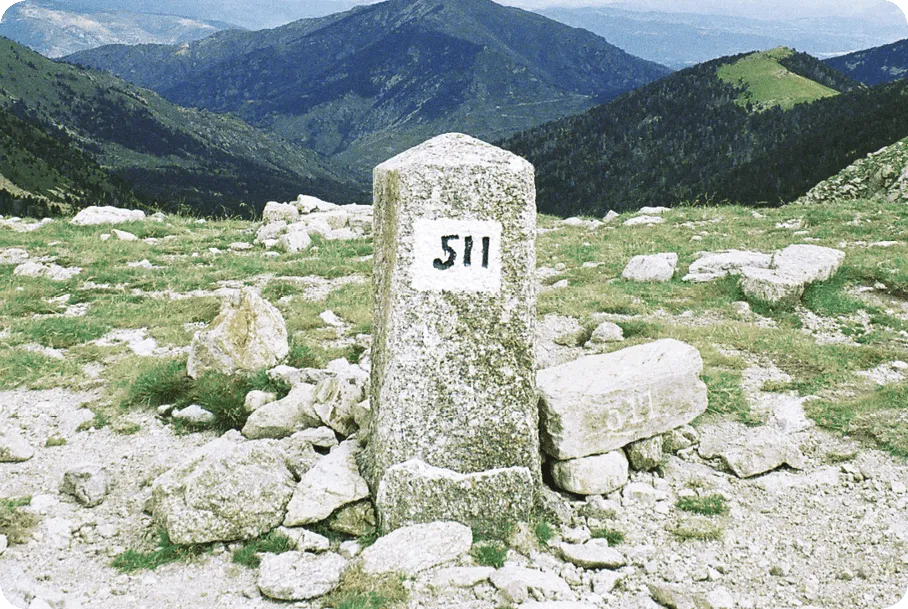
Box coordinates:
[0,38,361,216]
[537,5,908,69]
[502,47,908,216]
[66,0,670,175]
[826,38,908,85]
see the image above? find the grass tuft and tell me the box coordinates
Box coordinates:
[111,530,208,573]
[470,541,508,568]
[534,519,554,546]
[323,566,407,609]
[0,497,38,544]
[590,527,624,545]
[232,531,294,568]
[124,358,191,408]
[676,495,729,516]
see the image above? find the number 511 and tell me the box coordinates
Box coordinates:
[433,235,491,270]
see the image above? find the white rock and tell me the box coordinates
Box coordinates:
[255,221,288,244]
[603,211,620,224]
[339,540,362,558]
[490,566,572,601]
[187,288,289,379]
[560,539,626,569]
[773,244,845,284]
[71,206,145,226]
[257,551,346,600]
[704,587,735,609]
[622,482,666,504]
[638,206,670,215]
[310,361,369,436]
[111,229,138,241]
[14,261,81,281]
[699,426,806,478]
[739,267,806,306]
[360,521,472,576]
[279,227,311,253]
[622,253,678,282]
[430,566,495,589]
[296,195,340,214]
[0,248,28,265]
[319,310,345,327]
[283,439,370,526]
[591,570,623,594]
[519,603,596,609]
[242,384,319,440]
[0,534,7,555]
[551,451,629,496]
[562,217,585,226]
[276,527,331,552]
[0,428,34,462]
[244,390,277,413]
[683,250,773,283]
[60,465,111,507]
[171,404,215,426]
[292,427,339,448]
[623,215,664,226]
[149,431,295,544]
[538,340,708,459]
[230,242,253,251]
[626,435,664,471]
[585,321,624,345]
[263,202,300,224]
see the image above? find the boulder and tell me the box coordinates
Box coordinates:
[171,404,216,427]
[310,361,369,436]
[296,195,340,214]
[327,500,376,537]
[360,521,472,576]
[71,206,145,226]
[699,426,806,478]
[277,527,330,552]
[13,261,81,282]
[683,250,773,283]
[538,339,708,459]
[255,221,288,244]
[282,430,323,479]
[773,244,845,284]
[490,566,572,602]
[376,459,534,536]
[244,390,276,413]
[560,539,626,569]
[550,451,629,496]
[149,431,295,544]
[263,202,300,224]
[283,439,370,526]
[187,288,289,379]
[257,551,346,600]
[279,227,312,253]
[0,428,34,462]
[626,435,664,471]
[60,466,111,507]
[623,215,664,227]
[739,267,806,306]
[585,321,624,346]
[242,384,319,440]
[648,582,699,609]
[111,229,138,241]
[622,253,678,282]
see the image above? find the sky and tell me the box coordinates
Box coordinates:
[0,0,906,28]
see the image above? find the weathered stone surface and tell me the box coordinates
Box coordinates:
[518,603,596,609]
[773,244,845,283]
[255,220,288,244]
[0,428,34,463]
[376,459,534,536]
[111,229,137,241]
[187,288,289,379]
[739,267,806,306]
[149,431,295,544]
[13,261,81,281]
[242,384,319,440]
[585,321,624,346]
[648,582,698,609]
[550,451,629,496]
[277,527,330,552]
[327,500,376,537]
[244,390,276,413]
[623,215,664,226]
[699,426,806,478]
[278,227,312,253]
[622,253,678,282]
[311,360,368,436]
[171,404,215,427]
[370,134,540,529]
[257,551,346,600]
[283,439,370,526]
[560,539,626,569]
[360,521,472,576]
[429,566,495,589]
[626,435,664,471]
[538,339,708,459]
[683,250,773,283]
[0,248,28,265]
[282,431,323,479]
[490,566,572,602]
[60,465,111,507]
[71,206,145,225]
[263,201,300,224]
[663,426,699,453]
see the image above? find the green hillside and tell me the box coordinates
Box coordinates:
[826,38,908,86]
[0,38,363,216]
[501,49,905,217]
[66,0,670,175]
[717,47,839,111]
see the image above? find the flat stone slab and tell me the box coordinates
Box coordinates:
[257,551,346,600]
[550,451,628,496]
[360,521,472,576]
[376,459,534,537]
[538,339,708,459]
[560,539,626,569]
[699,426,806,478]
[283,439,370,526]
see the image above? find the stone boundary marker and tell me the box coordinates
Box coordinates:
[368,133,540,536]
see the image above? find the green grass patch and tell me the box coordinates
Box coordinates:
[702,369,757,425]
[111,530,208,573]
[807,383,908,456]
[470,541,508,568]
[14,316,110,349]
[534,519,554,546]
[0,497,38,544]
[232,531,294,568]
[45,436,67,447]
[323,566,407,609]
[123,357,192,408]
[590,527,624,546]
[676,495,729,516]
[670,519,724,542]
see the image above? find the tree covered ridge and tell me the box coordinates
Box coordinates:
[502,52,908,217]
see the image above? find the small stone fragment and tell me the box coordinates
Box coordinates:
[257,551,346,601]
[360,521,472,576]
[550,451,629,496]
[626,436,664,471]
[60,465,112,507]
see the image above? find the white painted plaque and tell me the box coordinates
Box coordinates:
[410,219,503,293]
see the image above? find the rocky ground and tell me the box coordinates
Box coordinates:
[1,198,907,609]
